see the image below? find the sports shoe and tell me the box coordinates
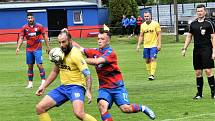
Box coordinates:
[193,94,202,100]
[148,75,155,80]
[25,81,33,88]
[142,105,155,120]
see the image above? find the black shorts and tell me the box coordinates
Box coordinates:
[193,47,214,70]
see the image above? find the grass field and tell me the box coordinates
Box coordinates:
[0,35,215,121]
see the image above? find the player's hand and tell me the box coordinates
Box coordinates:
[86,90,92,104]
[46,47,51,54]
[136,45,140,52]
[35,87,45,96]
[157,45,161,52]
[212,52,215,60]
[181,48,186,56]
[16,48,20,55]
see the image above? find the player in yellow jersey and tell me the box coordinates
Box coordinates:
[35,29,97,121]
[136,11,161,80]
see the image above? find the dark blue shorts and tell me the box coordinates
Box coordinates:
[97,86,130,109]
[143,47,158,59]
[26,49,43,64]
[48,85,85,107]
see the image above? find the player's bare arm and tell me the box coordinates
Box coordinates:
[35,65,59,96]
[16,36,24,55]
[85,57,106,65]
[42,33,50,53]
[211,33,215,60]
[136,32,144,52]
[157,31,162,51]
[85,74,93,104]
[182,33,193,56]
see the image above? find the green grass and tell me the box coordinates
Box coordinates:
[0,35,215,121]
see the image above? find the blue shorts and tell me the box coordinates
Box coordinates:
[48,85,86,107]
[26,49,43,64]
[97,86,130,109]
[143,47,158,59]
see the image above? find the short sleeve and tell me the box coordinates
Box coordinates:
[155,22,161,32]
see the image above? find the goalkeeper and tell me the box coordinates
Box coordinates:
[35,29,97,121]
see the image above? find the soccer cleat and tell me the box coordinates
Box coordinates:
[148,75,155,80]
[25,81,33,88]
[142,106,156,120]
[25,84,33,88]
[193,94,202,100]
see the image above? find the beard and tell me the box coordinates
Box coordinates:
[61,44,72,55]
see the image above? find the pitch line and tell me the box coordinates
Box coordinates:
[161,113,215,121]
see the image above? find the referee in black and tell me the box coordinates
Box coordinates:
[182,4,215,99]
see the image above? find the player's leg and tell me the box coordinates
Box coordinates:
[26,51,34,88]
[66,85,97,121]
[36,85,68,121]
[143,48,151,78]
[34,50,46,88]
[98,88,113,121]
[72,100,97,121]
[114,86,155,120]
[193,50,204,99]
[36,95,56,121]
[149,47,158,80]
[202,48,215,99]
[205,69,215,98]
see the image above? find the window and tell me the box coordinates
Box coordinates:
[73,10,83,24]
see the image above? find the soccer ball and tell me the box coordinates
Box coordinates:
[49,48,65,63]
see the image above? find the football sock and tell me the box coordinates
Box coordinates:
[130,104,142,113]
[83,114,97,121]
[145,63,151,75]
[28,67,34,81]
[150,61,157,76]
[101,111,113,121]
[196,77,203,96]
[207,76,215,95]
[39,68,46,80]
[39,112,51,121]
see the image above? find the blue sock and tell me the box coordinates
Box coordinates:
[39,68,46,80]
[28,67,34,81]
[131,104,142,113]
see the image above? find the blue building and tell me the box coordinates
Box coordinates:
[0,1,107,42]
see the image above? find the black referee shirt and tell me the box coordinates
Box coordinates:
[189,18,215,48]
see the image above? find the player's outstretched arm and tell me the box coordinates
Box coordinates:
[35,65,59,96]
[85,57,106,65]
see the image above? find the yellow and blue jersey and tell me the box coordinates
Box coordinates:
[140,20,161,48]
[58,47,89,87]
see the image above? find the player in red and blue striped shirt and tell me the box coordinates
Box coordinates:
[16,12,50,88]
[81,29,156,121]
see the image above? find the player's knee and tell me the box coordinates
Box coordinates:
[73,111,85,120]
[205,69,213,76]
[119,105,131,113]
[98,102,108,114]
[36,104,45,114]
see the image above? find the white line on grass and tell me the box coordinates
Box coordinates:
[161,113,215,121]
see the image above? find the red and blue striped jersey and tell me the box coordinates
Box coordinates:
[20,23,45,52]
[84,46,124,89]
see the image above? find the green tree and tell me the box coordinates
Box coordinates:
[109,0,139,28]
